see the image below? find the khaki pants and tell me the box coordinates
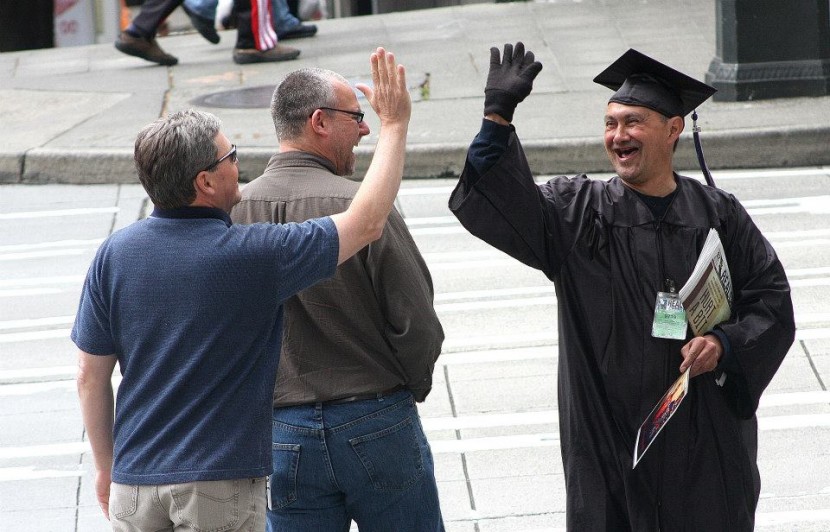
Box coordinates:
[109,477,267,531]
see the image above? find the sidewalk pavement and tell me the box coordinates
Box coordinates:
[2,0,830,186]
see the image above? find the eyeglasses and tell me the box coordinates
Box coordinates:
[202,144,238,173]
[318,107,364,124]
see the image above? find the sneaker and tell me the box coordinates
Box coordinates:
[182,5,220,44]
[233,45,300,64]
[115,32,178,66]
[277,23,317,41]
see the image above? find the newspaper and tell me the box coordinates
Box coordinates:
[632,229,733,468]
[678,228,733,337]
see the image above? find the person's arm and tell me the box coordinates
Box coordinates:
[330,47,411,265]
[76,350,117,520]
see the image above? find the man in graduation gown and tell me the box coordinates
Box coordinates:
[449,43,795,531]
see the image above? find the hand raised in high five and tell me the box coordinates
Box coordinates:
[334,48,411,265]
[484,42,543,123]
[356,47,411,129]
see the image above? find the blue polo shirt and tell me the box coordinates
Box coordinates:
[72,207,338,484]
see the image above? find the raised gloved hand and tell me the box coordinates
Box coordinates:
[484,42,543,123]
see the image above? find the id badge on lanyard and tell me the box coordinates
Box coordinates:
[652,280,688,340]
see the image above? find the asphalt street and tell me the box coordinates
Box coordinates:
[3,166,830,530]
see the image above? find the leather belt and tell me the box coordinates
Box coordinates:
[322,384,406,405]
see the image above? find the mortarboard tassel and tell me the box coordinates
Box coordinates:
[692,110,716,188]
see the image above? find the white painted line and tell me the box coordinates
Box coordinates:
[398,185,455,196]
[771,239,830,249]
[404,215,458,226]
[0,442,89,460]
[0,365,76,381]
[0,239,104,252]
[0,288,64,297]
[430,433,559,453]
[787,266,830,278]
[422,249,504,262]
[796,328,830,340]
[759,414,830,431]
[0,315,75,331]
[0,249,90,261]
[435,286,555,302]
[0,275,86,297]
[702,167,830,180]
[743,195,830,210]
[410,226,470,236]
[795,312,830,323]
[760,391,830,408]
[442,332,557,352]
[0,380,75,396]
[436,296,556,313]
[765,229,830,241]
[790,278,830,287]
[423,411,556,431]
[427,258,520,270]
[0,275,85,287]
[439,346,555,365]
[0,467,84,482]
[0,328,71,343]
[0,207,119,220]
[756,509,830,526]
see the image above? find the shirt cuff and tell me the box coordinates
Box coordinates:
[467,118,513,177]
[711,328,737,373]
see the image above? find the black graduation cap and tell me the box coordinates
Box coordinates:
[593,48,716,118]
[593,49,720,187]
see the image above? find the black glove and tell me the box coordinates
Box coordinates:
[484,42,543,123]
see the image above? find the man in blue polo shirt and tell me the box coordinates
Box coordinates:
[73,47,409,531]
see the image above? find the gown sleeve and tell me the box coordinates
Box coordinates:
[715,196,796,418]
[449,123,562,277]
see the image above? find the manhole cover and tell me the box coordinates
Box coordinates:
[190,78,372,109]
[191,85,274,109]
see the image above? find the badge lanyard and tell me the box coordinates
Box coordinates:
[651,221,687,340]
[652,278,688,340]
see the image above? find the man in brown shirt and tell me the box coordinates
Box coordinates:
[231,66,445,531]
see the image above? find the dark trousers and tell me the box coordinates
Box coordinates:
[0,0,53,51]
[128,0,185,38]
[234,0,255,49]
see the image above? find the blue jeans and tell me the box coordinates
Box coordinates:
[266,390,444,531]
[182,0,300,32]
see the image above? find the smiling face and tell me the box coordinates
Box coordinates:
[327,80,370,176]
[603,102,683,195]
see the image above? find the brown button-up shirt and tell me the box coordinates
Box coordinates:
[231,152,444,405]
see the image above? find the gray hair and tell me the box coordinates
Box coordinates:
[271,68,350,141]
[134,109,222,209]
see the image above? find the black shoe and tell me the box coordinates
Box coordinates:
[182,5,220,44]
[277,23,317,40]
[233,45,301,64]
[221,12,238,30]
[115,32,178,66]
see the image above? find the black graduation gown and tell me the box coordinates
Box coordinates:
[449,131,795,531]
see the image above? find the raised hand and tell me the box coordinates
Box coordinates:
[484,42,543,123]
[356,47,411,129]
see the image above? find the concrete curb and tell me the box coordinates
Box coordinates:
[6,123,829,185]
